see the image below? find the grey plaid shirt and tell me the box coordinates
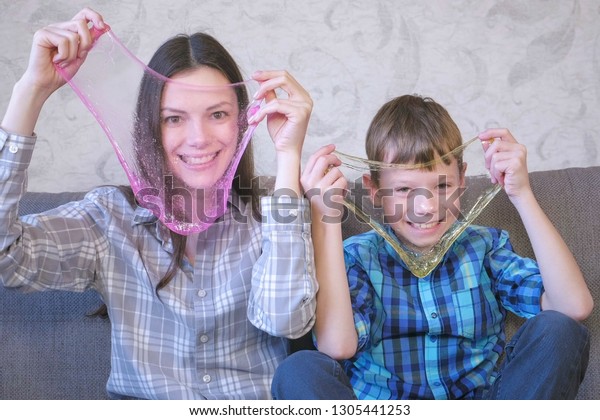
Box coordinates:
[0,129,317,399]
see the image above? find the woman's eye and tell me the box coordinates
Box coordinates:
[163,116,181,125]
[212,111,228,120]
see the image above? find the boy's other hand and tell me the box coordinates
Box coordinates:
[480,128,533,202]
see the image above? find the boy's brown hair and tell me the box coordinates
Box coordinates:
[365,94,463,185]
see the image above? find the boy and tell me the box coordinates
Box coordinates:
[273,94,592,399]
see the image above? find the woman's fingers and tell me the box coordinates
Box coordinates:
[41,8,106,66]
[252,70,310,102]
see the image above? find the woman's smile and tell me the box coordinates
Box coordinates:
[178,151,219,167]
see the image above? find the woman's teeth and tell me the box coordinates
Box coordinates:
[180,153,217,165]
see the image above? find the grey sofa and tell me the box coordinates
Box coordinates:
[1,166,598,399]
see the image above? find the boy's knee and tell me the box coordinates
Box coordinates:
[525,310,590,350]
[275,350,314,377]
[531,310,587,332]
[274,350,334,378]
[272,350,356,400]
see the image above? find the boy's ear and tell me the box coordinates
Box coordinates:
[460,162,467,187]
[362,173,380,205]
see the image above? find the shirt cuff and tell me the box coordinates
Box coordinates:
[0,126,36,170]
[260,195,310,228]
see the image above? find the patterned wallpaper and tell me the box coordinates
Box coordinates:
[1,0,598,192]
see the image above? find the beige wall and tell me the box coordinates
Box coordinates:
[1,0,598,192]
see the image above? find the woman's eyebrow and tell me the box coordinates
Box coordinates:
[160,107,187,114]
[160,101,234,114]
[206,101,234,111]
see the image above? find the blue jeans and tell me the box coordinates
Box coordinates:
[272,311,589,400]
[271,350,357,399]
[485,310,590,399]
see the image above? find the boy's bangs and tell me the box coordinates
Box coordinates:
[385,135,458,170]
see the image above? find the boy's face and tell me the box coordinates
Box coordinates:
[364,159,466,253]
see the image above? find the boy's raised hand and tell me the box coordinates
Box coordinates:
[480,128,532,204]
[301,144,347,222]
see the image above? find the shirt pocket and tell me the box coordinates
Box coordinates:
[451,288,478,339]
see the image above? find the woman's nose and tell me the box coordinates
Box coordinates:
[186,119,209,147]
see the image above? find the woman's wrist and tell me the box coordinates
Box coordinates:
[2,80,50,135]
[274,149,302,196]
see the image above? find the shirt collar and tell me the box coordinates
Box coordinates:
[381,224,469,276]
[131,189,248,252]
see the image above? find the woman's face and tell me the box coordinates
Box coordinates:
[160,66,240,190]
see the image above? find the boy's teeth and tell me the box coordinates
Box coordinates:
[414,222,437,229]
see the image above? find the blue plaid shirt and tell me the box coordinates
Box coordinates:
[343,224,543,399]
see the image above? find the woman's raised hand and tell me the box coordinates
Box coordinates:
[249,70,313,195]
[21,7,106,99]
[2,8,106,135]
[249,70,313,157]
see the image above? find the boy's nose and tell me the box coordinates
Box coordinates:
[409,190,436,220]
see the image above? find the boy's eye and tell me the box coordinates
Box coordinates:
[395,187,411,194]
[438,183,449,190]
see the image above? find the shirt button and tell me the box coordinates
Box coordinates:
[430,335,437,342]
[200,334,209,343]
[431,312,438,319]
[197,289,207,298]
[9,144,18,153]
[433,381,441,387]
[202,374,211,383]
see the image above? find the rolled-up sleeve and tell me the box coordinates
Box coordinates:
[488,230,543,318]
[247,195,317,339]
[0,129,36,257]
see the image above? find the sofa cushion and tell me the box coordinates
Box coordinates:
[0,288,110,399]
[0,190,111,399]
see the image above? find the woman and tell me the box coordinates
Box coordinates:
[0,8,316,399]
